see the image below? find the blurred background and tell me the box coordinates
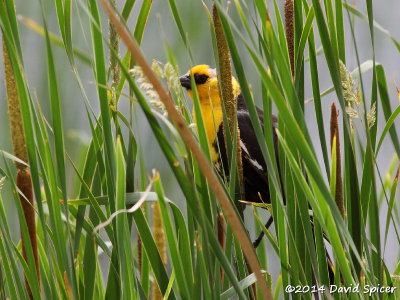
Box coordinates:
[1,0,399,280]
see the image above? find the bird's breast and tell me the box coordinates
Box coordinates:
[192,104,223,165]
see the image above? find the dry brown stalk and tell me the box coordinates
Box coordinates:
[98,0,271,298]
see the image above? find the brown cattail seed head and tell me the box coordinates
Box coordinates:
[213,3,244,196]
[17,169,40,297]
[285,0,295,79]
[3,38,28,170]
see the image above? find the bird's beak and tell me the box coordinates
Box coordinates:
[179,74,192,90]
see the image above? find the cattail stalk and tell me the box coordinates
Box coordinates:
[109,0,120,88]
[284,0,295,79]
[3,39,28,168]
[3,36,40,298]
[212,3,244,199]
[152,202,166,300]
[330,103,345,218]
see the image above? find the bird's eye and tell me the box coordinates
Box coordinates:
[194,74,208,85]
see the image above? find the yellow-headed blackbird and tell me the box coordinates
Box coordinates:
[180,65,335,281]
[179,65,281,205]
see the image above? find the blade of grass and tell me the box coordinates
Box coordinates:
[154,172,192,299]
[0,197,20,300]
[133,0,152,45]
[115,138,136,299]
[383,167,400,249]
[121,0,136,20]
[18,16,91,65]
[335,0,345,61]
[376,65,400,157]
[343,3,400,53]
[306,3,330,179]
[41,6,77,295]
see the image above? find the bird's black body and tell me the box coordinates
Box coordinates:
[213,94,280,204]
[180,65,335,284]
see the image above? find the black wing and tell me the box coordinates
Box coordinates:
[213,94,279,204]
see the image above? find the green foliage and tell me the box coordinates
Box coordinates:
[1,0,400,299]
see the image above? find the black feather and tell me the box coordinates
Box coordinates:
[212,93,282,204]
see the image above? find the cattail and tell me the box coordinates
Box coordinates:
[330,103,345,219]
[285,0,295,79]
[109,0,120,88]
[3,36,40,298]
[3,39,28,169]
[152,202,166,300]
[17,169,40,297]
[212,3,244,197]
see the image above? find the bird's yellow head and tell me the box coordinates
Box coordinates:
[179,64,240,108]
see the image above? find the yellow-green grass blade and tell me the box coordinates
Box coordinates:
[383,167,400,250]
[115,138,136,299]
[0,194,22,299]
[335,0,345,61]
[132,207,176,299]
[294,6,314,85]
[294,0,305,110]
[2,0,23,60]
[36,236,59,299]
[133,0,152,45]
[365,0,379,149]
[18,16,91,65]
[272,0,289,65]
[121,0,136,21]
[167,0,193,61]
[323,0,338,60]
[87,0,116,210]
[73,111,106,255]
[344,3,400,53]
[154,174,192,299]
[82,207,100,300]
[376,65,400,157]
[306,5,330,179]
